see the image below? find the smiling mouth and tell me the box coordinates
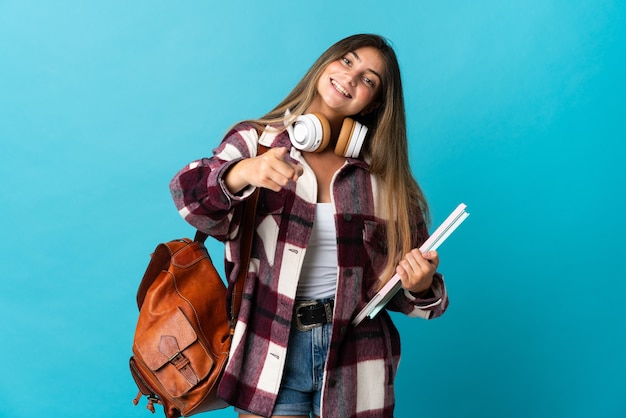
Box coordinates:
[331,79,351,98]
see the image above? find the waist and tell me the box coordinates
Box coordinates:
[293,298,334,331]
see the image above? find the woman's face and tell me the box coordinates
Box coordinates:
[314,46,385,120]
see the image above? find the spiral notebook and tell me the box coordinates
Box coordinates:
[351,203,469,326]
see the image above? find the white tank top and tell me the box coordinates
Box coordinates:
[297,203,338,300]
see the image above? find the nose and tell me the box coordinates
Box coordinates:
[346,71,358,87]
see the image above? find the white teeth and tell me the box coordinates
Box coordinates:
[331,79,351,97]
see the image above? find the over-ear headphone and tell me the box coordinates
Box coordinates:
[287,113,368,158]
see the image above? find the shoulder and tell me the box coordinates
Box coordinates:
[224,121,260,139]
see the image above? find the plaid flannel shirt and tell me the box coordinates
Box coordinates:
[169,122,448,417]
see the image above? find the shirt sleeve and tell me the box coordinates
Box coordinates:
[169,122,259,241]
[377,271,448,320]
[399,272,448,319]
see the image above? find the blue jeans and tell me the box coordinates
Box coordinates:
[235,320,332,417]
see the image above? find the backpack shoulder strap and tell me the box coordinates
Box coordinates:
[195,138,269,329]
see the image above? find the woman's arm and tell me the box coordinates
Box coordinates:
[169,123,261,240]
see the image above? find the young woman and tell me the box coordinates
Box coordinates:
[170,34,448,418]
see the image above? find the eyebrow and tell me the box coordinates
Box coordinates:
[350,51,382,82]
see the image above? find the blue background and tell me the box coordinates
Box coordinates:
[1,1,625,417]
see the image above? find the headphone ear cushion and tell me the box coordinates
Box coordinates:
[335,118,355,157]
[335,118,367,158]
[311,113,332,152]
[290,113,331,152]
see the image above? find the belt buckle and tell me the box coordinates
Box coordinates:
[295,300,321,332]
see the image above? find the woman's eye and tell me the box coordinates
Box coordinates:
[342,57,351,66]
[363,77,374,87]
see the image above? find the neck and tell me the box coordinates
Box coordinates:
[305,105,345,143]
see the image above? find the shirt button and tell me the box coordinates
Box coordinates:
[344,269,353,277]
[343,214,352,221]
[328,379,337,387]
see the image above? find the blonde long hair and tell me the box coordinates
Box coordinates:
[251,34,429,284]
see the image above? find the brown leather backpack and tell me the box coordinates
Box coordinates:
[130,146,264,417]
